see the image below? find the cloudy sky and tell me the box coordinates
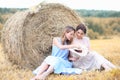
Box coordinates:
[0,0,120,11]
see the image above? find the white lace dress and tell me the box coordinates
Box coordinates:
[71,37,115,70]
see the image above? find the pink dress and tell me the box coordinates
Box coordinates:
[71,37,115,70]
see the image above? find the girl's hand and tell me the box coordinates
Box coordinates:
[69,57,79,62]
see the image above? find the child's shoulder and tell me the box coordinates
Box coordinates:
[53,37,61,42]
[53,37,60,40]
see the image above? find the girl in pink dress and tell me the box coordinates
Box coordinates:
[69,23,116,71]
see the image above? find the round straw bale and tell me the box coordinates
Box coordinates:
[1,3,83,69]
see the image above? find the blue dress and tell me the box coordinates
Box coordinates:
[33,38,82,75]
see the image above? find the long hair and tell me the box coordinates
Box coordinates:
[61,26,75,45]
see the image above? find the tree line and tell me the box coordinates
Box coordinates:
[0,8,26,14]
[0,8,26,24]
[85,17,120,39]
[76,10,120,39]
[76,9,120,17]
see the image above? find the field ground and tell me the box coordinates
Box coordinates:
[0,36,120,80]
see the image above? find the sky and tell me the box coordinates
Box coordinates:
[0,0,120,11]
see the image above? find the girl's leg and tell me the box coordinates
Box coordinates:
[101,60,116,71]
[36,65,54,80]
[31,62,49,80]
[107,61,116,69]
[101,63,111,71]
[37,62,49,75]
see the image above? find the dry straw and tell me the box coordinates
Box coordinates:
[1,3,82,69]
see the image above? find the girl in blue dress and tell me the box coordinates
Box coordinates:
[31,26,82,80]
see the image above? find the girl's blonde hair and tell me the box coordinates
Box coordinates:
[61,26,75,45]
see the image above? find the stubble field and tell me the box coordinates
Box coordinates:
[0,36,120,80]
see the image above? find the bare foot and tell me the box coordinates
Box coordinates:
[38,76,45,80]
[37,72,49,80]
[104,67,112,72]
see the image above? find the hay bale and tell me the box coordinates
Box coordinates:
[1,3,82,69]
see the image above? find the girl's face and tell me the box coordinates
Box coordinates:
[65,31,75,40]
[76,29,85,39]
